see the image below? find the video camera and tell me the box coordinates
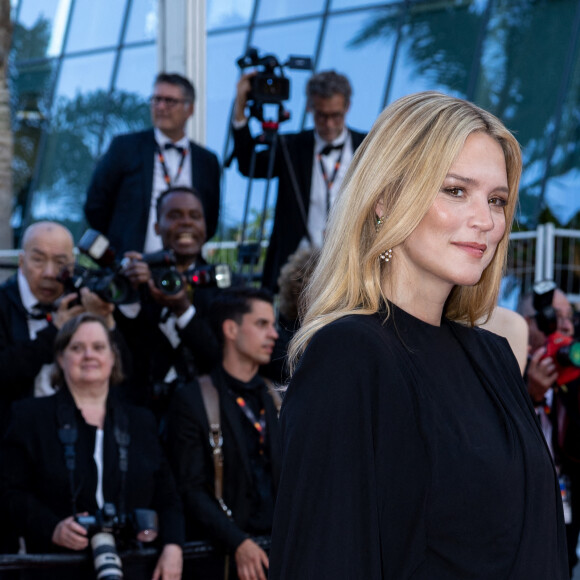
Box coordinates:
[76,503,158,580]
[138,249,232,295]
[236,47,311,120]
[57,229,136,305]
[533,280,580,385]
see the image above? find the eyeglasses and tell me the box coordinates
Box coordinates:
[149,95,190,108]
[313,110,345,123]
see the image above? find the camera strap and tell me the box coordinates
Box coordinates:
[57,400,80,517]
[57,396,131,520]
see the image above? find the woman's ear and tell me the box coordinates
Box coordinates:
[375,198,385,219]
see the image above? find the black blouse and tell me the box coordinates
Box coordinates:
[269,305,568,579]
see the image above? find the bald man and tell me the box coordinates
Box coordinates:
[0,222,114,417]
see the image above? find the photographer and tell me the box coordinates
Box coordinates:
[116,186,221,421]
[231,69,366,292]
[0,313,184,579]
[519,286,580,574]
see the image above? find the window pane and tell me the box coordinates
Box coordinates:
[207,30,247,237]
[124,0,157,43]
[65,0,127,52]
[53,52,116,107]
[27,52,117,234]
[207,0,253,30]
[475,0,579,227]
[330,0,400,10]
[315,9,397,132]
[11,61,58,233]
[251,19,320,133]
[104,45,156,148]
[331,0,397,9]
[388,1,484,103]
[12,0,70,58]
[218,20,320,238]
[256,0,324,22]
[539,55,580,227]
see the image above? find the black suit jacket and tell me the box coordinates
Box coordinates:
[165,369,281,551]
[84,129,221,254]
[232,125,366,291]
[114,279,220,410]
[0,386,184,554]
[0,275,58,425]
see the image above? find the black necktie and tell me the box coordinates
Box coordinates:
[320,142,344,156]
[164,142,185,154]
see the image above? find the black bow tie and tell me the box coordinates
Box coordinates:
[320,142,344,156]
[164,142,185,154]
[28,303,57,320]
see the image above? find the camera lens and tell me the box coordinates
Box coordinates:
[90,532,123,580]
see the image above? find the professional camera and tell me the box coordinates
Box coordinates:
[533,280,580,385]
[76,503,158,580]
[57,229,136,305]
[237,47,311,105]
[140,250,183,296]
[183,263,232,289]
[140,249,232,295]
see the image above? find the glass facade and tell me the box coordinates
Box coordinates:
[9,0,580,247]
[9,0,157,243]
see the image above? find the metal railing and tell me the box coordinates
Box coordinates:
[0,536,270,573]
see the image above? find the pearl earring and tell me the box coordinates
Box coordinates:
[379,248,393,262]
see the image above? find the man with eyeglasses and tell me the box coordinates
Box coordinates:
[84,72,220,255]
[231,70,366,292]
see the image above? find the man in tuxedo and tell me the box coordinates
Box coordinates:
[0,221,116,418]
[231,69,366,291]
[165,286,281,580]
[84,72,221,255]
[116,186,220,421]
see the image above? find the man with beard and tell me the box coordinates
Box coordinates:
[117,187,220,424]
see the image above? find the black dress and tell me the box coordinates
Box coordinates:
[269,305,569,579]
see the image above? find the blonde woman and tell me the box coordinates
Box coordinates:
[269,92,568,579]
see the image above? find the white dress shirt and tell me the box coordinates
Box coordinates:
[143,128,193,253]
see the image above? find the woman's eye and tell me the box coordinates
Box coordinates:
[489,196,507,207]
[443,187,464,197]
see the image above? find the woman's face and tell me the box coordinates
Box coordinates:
[57,321,115,388]
[391,132,509,295]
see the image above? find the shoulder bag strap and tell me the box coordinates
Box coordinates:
[198,375,232,519]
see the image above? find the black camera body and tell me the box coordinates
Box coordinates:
[236,47,312,119]
[58,229,136,305]
[533,280,580,385]
[76,503,158,580]
[141,250,184,296]
[141,250,232,295]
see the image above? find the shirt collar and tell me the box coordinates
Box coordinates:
[154,128,189,151]
[314,126,349,154]
[17,268,40,312]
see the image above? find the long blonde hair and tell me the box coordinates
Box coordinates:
[288,91,522,373]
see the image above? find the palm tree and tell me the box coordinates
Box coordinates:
[0,0,13,249]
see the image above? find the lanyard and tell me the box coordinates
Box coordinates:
[156,143,188,186]
[234,395,267,453]
[317,145,345,215]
